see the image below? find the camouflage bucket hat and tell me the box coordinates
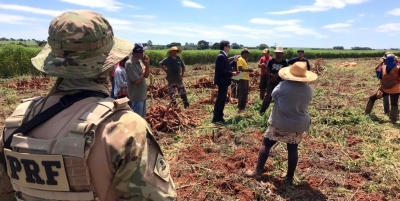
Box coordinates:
[31,10,134,79]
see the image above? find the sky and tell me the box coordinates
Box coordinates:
[0,0,399,49]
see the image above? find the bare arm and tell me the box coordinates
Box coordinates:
[143,59,150,78]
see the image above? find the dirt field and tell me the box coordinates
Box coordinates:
[1,58,399,201]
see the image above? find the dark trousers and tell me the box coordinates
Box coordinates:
[369,93,399,107]
[238,80,249,110]
[110,77,116,99]
[231,81,238,98]
[260,81,279,113]
[383,96,390,113]
[213,84,229,121]
[256,138,298,179]
[259,74,270,100]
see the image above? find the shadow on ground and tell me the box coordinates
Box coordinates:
[259,175,328,201]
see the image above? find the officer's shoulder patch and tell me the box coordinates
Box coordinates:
[141,134,174,195]
[154,153,170,182]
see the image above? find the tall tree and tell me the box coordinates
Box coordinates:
[197,40,209,49]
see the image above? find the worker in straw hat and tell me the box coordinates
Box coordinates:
[159,46,190,108]
[0,10,176,201]
[365,53,400,123]
[246,62,318,185]
[260,46,289,114]
[376,52,394,114]
[258,48,273,100]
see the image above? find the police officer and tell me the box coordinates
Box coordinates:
[0,10,176,201]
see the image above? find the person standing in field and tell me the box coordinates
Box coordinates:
[260,46,289,114]
[365,53,400,123]
[258,48,273,100]
[0,10,176,201]
[113,56,129,99]
[110,63,119,98]
[229,55,241,98]
[246,62,318,185]
[159,46,190,108]
[126,43,150,118]
[288,49,311,70]
[237,48,253,113]
[212,40,239,124]
[376,53,392,114]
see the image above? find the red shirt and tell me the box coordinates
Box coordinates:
[259,56,273,75]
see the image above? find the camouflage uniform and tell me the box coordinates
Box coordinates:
[0,10,176,201]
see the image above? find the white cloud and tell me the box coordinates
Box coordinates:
[0,3,64,16]
[223,24,326,39]
[267,0,369,14]
[107,18,133,25]
[249,18,300,25]
[181,0,205,9]
[271,25,328,38]
[323,23,352,29]
[130,15,157,19]
[59,0,141,11]
[359,13,365,17]
[376,23,400,32]
[387,8,400,16]
[0,13,46,24]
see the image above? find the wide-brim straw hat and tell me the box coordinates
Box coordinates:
[279,61,318,82]
[31,10,133,79]
[167,46,182,55]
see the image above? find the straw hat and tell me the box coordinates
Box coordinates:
[279,62,318,82]
[273,46,284,53]
[31,10,134,79]
[167,46,182,55]
[262,48,269,54]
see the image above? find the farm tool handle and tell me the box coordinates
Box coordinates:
[4,91,107,150]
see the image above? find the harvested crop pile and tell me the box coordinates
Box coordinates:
[335,61,358,67]
[190,78,216,88]
[198,89,237,104]
[147,85,170,99]
[7,76,51,91]
[249,70,260,77]
[192,65,208,70]
[150,68,162,75]
[145,103,200,133]
[313,58,326,75]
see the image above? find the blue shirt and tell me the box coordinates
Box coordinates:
[288,57,311,70]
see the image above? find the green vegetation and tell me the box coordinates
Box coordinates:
[1,43,400,78]
[1,60,398,200]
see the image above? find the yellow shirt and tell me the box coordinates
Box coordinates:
[237,57,249,80]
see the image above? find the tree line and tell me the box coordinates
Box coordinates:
[1,37,397,51]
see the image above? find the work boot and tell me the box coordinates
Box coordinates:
[383,96,390,114]
[364,100,374,115]
[389,106,399,123]
[180,94,190,108]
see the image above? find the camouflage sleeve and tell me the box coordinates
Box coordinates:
[0,129,16,201]
[110,113,177,201]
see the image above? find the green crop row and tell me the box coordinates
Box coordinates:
[1,44,399,78]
